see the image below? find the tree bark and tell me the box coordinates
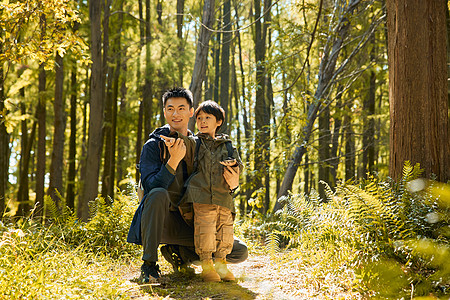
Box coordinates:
[48,53,66,210]
[253,0,269,212]
[234,0,252,206]
[220,0,231,133]
[387,0,449,182]
[0,53,6,215]
[66,61,77,211]
[80,0,104,221]
[189,0,216,130]
[344,97,355,181]
[35,63,47,218]
[213,17,221,104]
[318,104,331,201]
[177,0,185,85]
[143,0,153,138]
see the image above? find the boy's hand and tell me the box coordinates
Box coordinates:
[219,158,237,167]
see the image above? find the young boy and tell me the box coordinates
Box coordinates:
[161,100,243,282]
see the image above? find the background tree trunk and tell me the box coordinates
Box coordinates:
[80,0,104,221]
[213,16,221,105]
[189,0,216,130]
[253,0,269,213]
[220,0,231,133]
[66,61,77,211]
[35,64,47,218]
[0,57,6,215]
[177,0,185,85]
[387,0,450,182]
[143,0,153,138]
[48,53,66,210]
[17,103,35,216]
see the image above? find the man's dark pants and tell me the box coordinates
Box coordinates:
[141,188,248,264]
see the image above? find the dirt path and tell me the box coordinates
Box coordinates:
[120,252,361,300]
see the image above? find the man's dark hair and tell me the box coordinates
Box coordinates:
[162,87,194,108]
[195,100,225,131]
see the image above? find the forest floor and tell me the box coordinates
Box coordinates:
[119,250,363,300]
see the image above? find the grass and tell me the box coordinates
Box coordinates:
[0,223,133,299]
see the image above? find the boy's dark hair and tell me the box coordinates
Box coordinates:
[162,87,194,108]
[195,100,225,131]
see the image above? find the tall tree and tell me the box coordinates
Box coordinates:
[0,54,6,215]
[48,53,66,210]
[253,0,270,212]
[220,0,232,133]
[189,0,216,130]
[80,0,104,221]
[17,102,31,216]
[176,0,185,85]
[35,65,47,217]
[143,0,153,137]
[66,60,77,211]
[387,0,449,182]
[101,0,115,201]
[361,38,376,178]
[135,0,145,184]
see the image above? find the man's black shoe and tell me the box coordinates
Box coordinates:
[161,245,195,275]
[140,261,160,283]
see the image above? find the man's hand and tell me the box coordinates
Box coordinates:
[223,165,239,191]
[161,135,186,170]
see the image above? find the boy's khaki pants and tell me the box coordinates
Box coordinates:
[193,203,234,261]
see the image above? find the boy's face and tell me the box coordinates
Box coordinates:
[164,97,194,134]
[196,110,222,137]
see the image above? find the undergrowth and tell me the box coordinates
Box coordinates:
[239,162,450,299]
[0,188,141,299]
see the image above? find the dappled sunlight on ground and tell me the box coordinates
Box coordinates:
[122,251,361,299]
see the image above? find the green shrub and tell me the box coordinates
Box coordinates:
[243,162,450,298]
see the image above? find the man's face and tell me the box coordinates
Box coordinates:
[164,97,194,133]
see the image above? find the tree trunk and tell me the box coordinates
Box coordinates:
[101,0,113,201]
[135,0,145,184]
[318,104,330,201]
[48,53,66,210]
[177,0,185,85]
[189,0,216,130]
[362,34,376,178]
[0,53,7,214]
[344,98,355,181]
[253,0,269,213]
[234,0,252,206]
[80,0,104,221]
[17,103,35,216]
[117,57,129,190]
[329,95,342,187]
[387,0,449,182]
[143,0,153,138]
[220,0,231,133]
[35,63,47,218]
[213,17,221,104]
[66,61,77,211]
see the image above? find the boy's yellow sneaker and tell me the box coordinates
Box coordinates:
[214,258,235,281]
[201,259,221,282]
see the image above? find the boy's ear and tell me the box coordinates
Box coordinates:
[217,119,223,126]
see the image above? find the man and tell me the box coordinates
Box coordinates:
[127,87,248,283]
